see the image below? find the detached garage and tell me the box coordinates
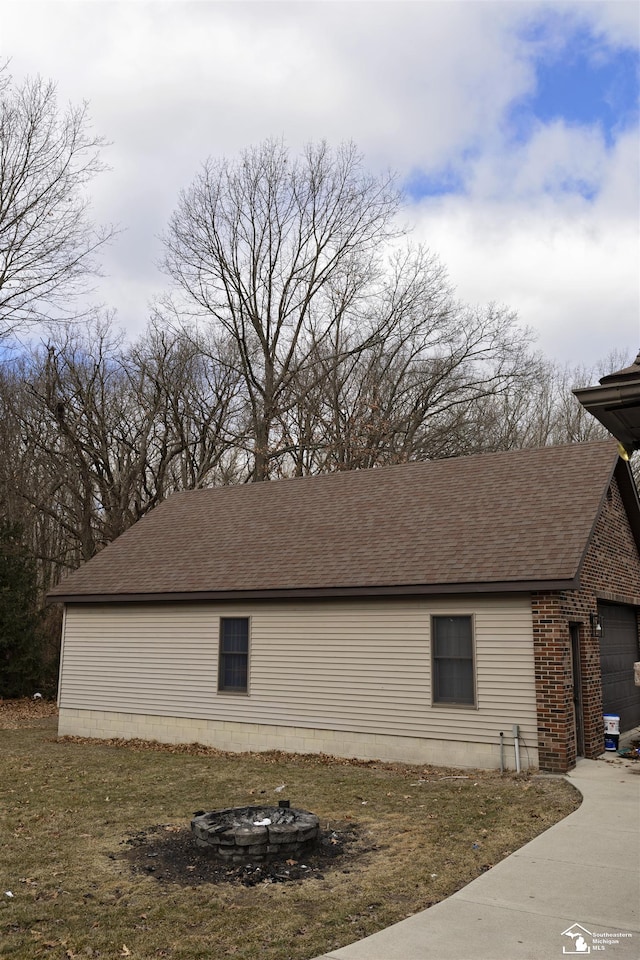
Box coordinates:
[49,441,640,773]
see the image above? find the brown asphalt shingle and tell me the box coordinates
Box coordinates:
[48,441,620,601]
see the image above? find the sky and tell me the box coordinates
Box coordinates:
[1,0,639,369]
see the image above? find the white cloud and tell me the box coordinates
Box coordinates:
[1,2,539,168]
[464,120,610,201]
[571,0,640,47]
[412,190,639,366]
[0,0,637,365]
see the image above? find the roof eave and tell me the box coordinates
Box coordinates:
[572,382,640,451]
[48,577,580,605]
[615,458,640,555]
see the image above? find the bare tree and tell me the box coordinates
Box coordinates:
[162,139,401,481]
[0,355,66,592]
[0,316,241,577]
[0,65,113,338]
[128,318,246,491]
[269,244,534,472]
[464,351,629,455]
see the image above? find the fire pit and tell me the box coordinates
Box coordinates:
[191,804,320,864]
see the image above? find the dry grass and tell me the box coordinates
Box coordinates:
[0,700,580,960]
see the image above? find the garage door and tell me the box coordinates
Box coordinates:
[598,602,640,732]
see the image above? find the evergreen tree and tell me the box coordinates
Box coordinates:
[0,521,43,697]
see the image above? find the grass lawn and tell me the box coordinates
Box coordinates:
[1,701,580,960]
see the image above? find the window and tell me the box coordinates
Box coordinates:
[218,617,249,693]
[432,615,475,705]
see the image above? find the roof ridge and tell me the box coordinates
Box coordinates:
[165,439,619,501]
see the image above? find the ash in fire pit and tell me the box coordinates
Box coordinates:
[191,804,320,864]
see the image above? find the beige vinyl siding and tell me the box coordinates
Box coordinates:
[59,595,538,754]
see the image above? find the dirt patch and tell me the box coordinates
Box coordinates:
[119,820,368,887]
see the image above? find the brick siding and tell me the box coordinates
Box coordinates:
[532,470,640,772]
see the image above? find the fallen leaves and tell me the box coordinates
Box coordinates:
[54,736,386,771]
[0,697,58,729]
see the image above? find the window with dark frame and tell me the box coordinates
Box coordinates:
[432,615,475,705]
[218,617,249,693]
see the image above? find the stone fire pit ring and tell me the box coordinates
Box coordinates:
[191,805,320,863]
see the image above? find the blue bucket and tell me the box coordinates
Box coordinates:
[604,714,620,751]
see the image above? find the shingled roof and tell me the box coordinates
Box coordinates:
[48,441,635,603]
